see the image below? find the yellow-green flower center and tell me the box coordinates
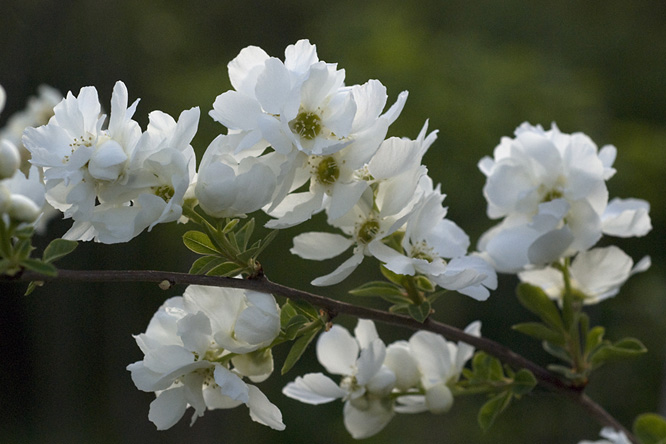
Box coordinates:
[357,219,380,245]
[316,156,340,185]
[290,111,322,140]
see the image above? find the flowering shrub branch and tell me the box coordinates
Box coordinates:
[0,267,637,440]
[0,39,660,443]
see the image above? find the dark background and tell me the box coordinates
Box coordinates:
[1,1,665,443]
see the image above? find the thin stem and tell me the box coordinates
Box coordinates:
[1,268,637,443]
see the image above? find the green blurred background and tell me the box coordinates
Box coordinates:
[1,1,664,443]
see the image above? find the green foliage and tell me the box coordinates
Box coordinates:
[182,214,278,278]
[634,413,666,444]
[460,352,537,432]
[277,299,326,375]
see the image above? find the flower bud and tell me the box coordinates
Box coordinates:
[0,185,11,213]
[0,140,21,179]
[8,194,41,223]
[425,383,454,414]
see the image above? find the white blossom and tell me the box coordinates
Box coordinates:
[578,427,631,444]
[518,246,650,304]
[283,320,397,439]
[478,122,651,272]
[127,285,284,431]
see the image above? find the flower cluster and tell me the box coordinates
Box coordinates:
[22,81,199,243]
[283,319,479,438]
[478,122,651,303]
[126,284,284,430]
[0,88,46,226]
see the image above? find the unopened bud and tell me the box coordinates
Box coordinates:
[0,140,21,179]
[8,194,41,223]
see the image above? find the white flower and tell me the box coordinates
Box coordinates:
[578,427,631,444]
[478,122,650,272]
[23,81,141,222]
[61,107,200,243]
[283,319,397,439]
[1,166,46,225]
[0,84,62,169]
[369,177,497,300]
[398,321,479,414]
[127,285,284,431]
[290,176,418,286]
[195,133,278,218]
[518,246,650,305]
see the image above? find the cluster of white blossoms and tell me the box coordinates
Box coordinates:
[22,81,199,243]
[283,319,479,438]
[477,122,651,303]
[126,284,284,431]
[0,86,47,226]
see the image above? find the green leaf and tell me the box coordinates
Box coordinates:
[182,231,220,255]
[380,265,406,287]
[21,259,57,276]
[283,315,309,340]
[288,299,321,320]
[24,281,39,296]
[512,322,566,346]
[407,300,431,323]
[584,326,605,356]
[221,218,239,234]
[253,229,279,259]
[543,341,573,364]
[478,391,512,431]
[281,326,321,375]
[512,369,537,396]
[42,239,78,263]
[280,302,298,326]
[349,281,404,298]
[238,218,255,250]
[634,413,666,444]
[189,256,225,275]
[516,283,564,331]
[589,337,647,367]
[547,364,580,380]
[414,275,435,292]
[206,261,245,277]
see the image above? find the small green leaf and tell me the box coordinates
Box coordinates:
[380,265,406,287]
[283,315,309,340]
[280,302,298,326]
[512,322,566,346]
[512,369,537,396]
[288,299,321,320]
[189,256,225,275]
[414,275,435,292]
[516,283,564,331]
[349,281,404,298]
[634,413,666,444]
[407,300,431,323]
[21,259,57,276]
[589,337,647,367]
[543,341,573,364]
[478,391,512,431]
[221,218,239,234]
[238,218,255,250]
[281,326,321,375]
[206,261,245,277]
[182,231,220,255]
[584,326,605,356]
[42,239,78,263]
[253,230,279,259]
[547,364,580,380]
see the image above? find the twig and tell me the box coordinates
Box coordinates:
[1,268,637,442]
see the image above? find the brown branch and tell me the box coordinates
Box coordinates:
[1,268,637,443]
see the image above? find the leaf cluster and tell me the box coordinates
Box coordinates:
[459,352,537,431]
[513,283,646,384]
[349,265,446,323]
[183,217,277,278]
